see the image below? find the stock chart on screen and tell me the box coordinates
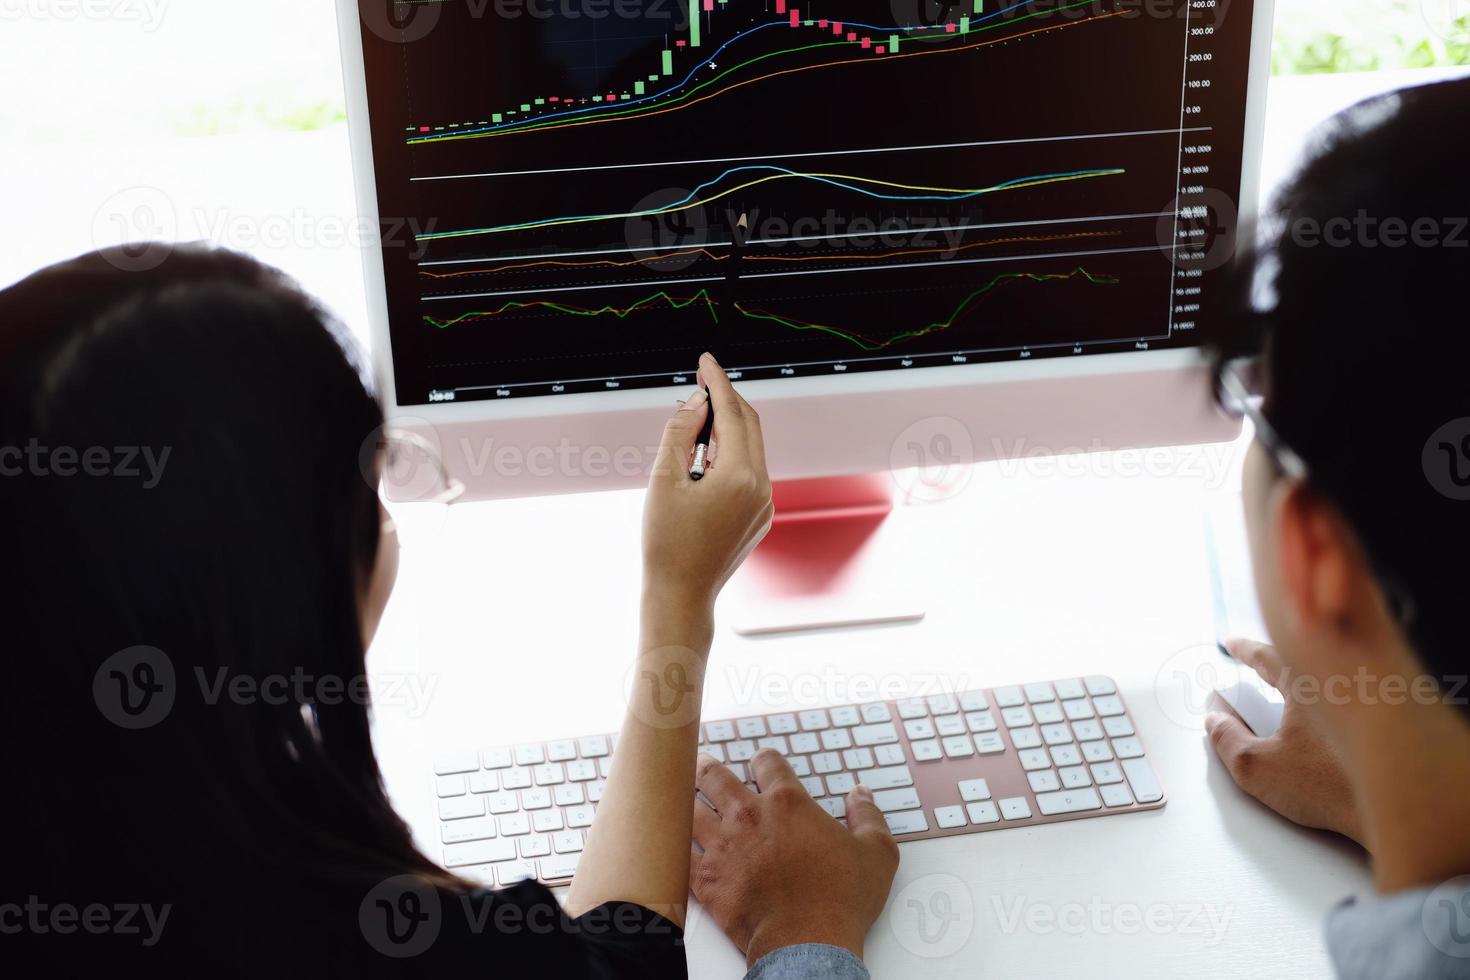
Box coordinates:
[356,0,1254,404]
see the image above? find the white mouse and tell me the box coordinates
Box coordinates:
[1214,679,1285,738]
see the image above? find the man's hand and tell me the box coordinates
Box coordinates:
[642,352,773,615]
[690,749,900,966]
[1205,639,1365,847]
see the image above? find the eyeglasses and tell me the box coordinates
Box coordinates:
[377,428,465,543]
[1217,357,1308,481]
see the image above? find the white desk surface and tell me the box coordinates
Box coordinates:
[368,440,1373,979]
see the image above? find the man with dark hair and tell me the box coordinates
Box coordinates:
[1200,77,1470,978]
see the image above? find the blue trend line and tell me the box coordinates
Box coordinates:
[407,0,1045,144]
[415,166,1123,241]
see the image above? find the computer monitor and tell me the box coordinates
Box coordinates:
[336,0,1271,502]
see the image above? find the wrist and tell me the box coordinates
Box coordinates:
[744,919,866,967]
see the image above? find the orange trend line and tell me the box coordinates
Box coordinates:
[420,231,1120,279]
[428,10,1129,144]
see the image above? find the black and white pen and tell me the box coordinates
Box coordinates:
[689,386,714,480]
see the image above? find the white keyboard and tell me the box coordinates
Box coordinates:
[431,675,1164,887]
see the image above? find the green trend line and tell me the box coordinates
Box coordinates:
[423,267,1119,352]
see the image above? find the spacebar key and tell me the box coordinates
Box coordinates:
[1035,787,1102,815]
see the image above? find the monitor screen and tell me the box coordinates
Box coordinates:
[354,0,1256,406]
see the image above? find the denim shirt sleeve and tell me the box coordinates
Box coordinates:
[744,943,871,980]
[1325,884,1470,979]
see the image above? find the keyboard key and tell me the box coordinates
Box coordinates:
[481,747,513,770]
[798,709,830,731]
[896,697,928,719]
[1055,678,1086,700]
[1101,783,1134,807]
[973,732,1005,755]
[553,784,584,806]
[566,759,598,782]
[1081,740,1113,763]
[1028,770,1061,793]
[436,775,467,797]
[1024,682,1056,703]
[1033,702,1065,725]
[966,801,999,824]
[532,809,564,832]
[958,778,991,802]
[830,706,861,727]
[737,717,769,738]
[1036,787,1102,815]
[442,815,497,844]
[935,714,967,737]
[1093,695,1125,717]
[1091,762,1123,784]
[468,771,499,794]
[439,796,486,820]
[885,811,930,835]
[873,788,921,812]
[758,736,790,755]
[826,772,856,795]
[790,732,820,754]
[1085,675,1117,696]
[993,686,1025,708]
[819,729,852,751]
[514,743,545,766]
[587,780,606,802]
[1103,716,1135,737]
[501,768,532,790]
[799,776,826,798]
[912,739,943,761]
[1121,757,1163,803]
[1001,706,1034,728]
[861,703,892,723]
[520,788,551,810]
[1112,737,1144,760]
[875,744,906,766]
[768,713,799,735]
[855,765,913,790]
[598,758,614,778]
[942,735,974,758]
[434,753,479,776]
[1010,727,1042,749]
[927,693,959,715]
[520,834,551,858]
[843,748,875,770]
[959,690,989,711]
[1072,720,1104,741]
[819,797,847,819]
[565,805,595,828]
[812,752,842,774]
[485,791,518,815]
[999,797,1033,820]
[934,805,967,829]
[788,755,811,777]
[577,735,609,758]
[1019,748,1051,771]
[966,710,997,733]
[852,723,898,746]
[498,813,530,836]
[540,852,580,880]
[701,743,726,763]
[1059,765,1093,789]
[705,720,736,742]
[1050,745,1082,767]
[1063,699,1095,721]
[904,718,936,740]
[443,837,516,867]
[1041,724,1073,746]
[728,739,757,762]
[547,740,576,762]
[533,763,565,786]
[497,860,538,885]
[723,763,747,783]
[553,830,585,853]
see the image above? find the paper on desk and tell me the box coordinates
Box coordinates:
[1203,496,1272,650]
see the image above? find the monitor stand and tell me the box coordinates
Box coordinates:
[726,473,927,636]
